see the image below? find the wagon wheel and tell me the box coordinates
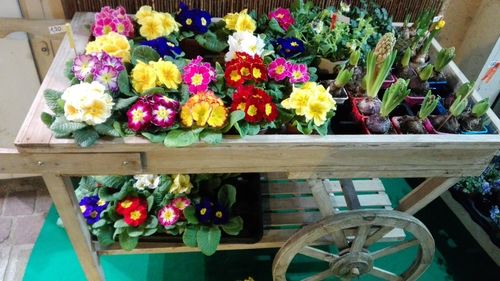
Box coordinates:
[272,209,434,281]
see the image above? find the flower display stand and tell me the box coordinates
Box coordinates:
[1,13,500,281]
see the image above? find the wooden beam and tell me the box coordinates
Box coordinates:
[0,18,66,38]
[42,174,105,281]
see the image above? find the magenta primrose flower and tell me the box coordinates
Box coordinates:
[158,205,181,227]
[288,63,310,84]
[182,56,216,94]
[171,197,191,211]
[268,58,290,81]
[151,103,177,128]
[268,8,295,31]
[72,54,98,80]
[94,66,119,92]
[127,100,152,132]
[92,6,134,38]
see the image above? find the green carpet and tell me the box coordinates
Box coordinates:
[24,179,499,281]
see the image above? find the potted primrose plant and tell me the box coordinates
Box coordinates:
[428,82,474,134]
[320,66,352,104]
[392,90,440,134]
[459,98,490,134]
[364,78,410,134]
[405,64,434,107]
[353,33,397,122]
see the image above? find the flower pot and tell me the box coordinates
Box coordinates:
[424,116,459,134]
[405,95,425,107]
[391,116,429,134]
[382,74,397,89]
[461,126,489,135]
[319,80,349,104]
[428,80,452,98]
[315,58,347,75]
[351,97,367,122]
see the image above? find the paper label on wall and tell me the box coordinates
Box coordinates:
[432,15,443,23]
[48,24,66,35]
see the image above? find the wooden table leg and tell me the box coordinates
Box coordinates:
[42,174,105,281]
[397,177,460,215]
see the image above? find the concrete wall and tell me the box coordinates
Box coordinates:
[0,0,41,148]
[439,0,500,81]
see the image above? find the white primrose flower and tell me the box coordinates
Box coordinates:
[61,81,114,125]
[133,174,161,190]
[225,31,265,62]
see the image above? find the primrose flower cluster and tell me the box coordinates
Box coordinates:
[92,6,134,38]
[72,52,124,92]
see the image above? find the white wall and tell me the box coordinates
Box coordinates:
[0,0,41,148]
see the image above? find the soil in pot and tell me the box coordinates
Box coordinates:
[459,112,486,132]
[394,66,417,80]
[409,75,430,97]
[429,115,460,133]
[399,116,427,134]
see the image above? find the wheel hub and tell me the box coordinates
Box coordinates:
[329,251,373,278]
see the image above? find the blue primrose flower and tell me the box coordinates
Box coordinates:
[176,2,212,34]
[212,203,230,225]
[139,37,183,58]
[195,199,214,225]
[79,195,107,225]
[490,205,500,224]
[275,37,305,58]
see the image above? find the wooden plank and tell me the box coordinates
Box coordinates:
[42,174,104,280]
[339,179,362,210]
[0,148,142,175]
[263,194,392,211]
[262,179,385,195]
[0,18,66,38]
[397,177,460,215]
[441,191,500,266]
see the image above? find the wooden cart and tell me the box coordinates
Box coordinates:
[2,13,500,281]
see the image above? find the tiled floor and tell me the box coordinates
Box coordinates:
[0,177,51,281]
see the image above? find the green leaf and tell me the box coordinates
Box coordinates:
[73,128,100,147]
[196,226,221,256]
[127,227,144,237]
[94,123,121,137]
[182,226,198,247]
[142,87,166,96]
[118,71,131,95]
[222,110,245,133]
[141,132,167,143]
[95,226,115,246]
[41,112,55,127]
[247,124,261,136]
[145,216,158,229]
[221,216,244,235]
[295,121,313,135]
[113,219,128,228]
[119,232,139,251]
[179,84,190,104]
[195,31,228,53]
[92,219,107,228]
[131,45,160,65]
[44,89,64,114]
[314,119,330,136]
[183,206,199,224]
[143,228,157,236]
[50,117,87,137]
[163,129,200,147]
[234,121,249,137]
[200,130,222,144]
[94,176,127,187]
[218,184,237,208]
[146,195,154,212]
[114,96,138,110]
[98,185,129,202]
[269,18,285,34]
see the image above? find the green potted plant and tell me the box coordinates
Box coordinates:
[395,48,417,80]
[411,19,446,68]
[364,78,410,134]
[405,63,434,107]
[392,90,440,134]
[459,98,490,134]
[320,66,353,104]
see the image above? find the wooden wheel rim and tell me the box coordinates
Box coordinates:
[272,209,435,281]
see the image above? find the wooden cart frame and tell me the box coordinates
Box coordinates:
[1,13,499,280]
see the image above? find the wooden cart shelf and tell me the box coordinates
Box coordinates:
[95,178,404,256]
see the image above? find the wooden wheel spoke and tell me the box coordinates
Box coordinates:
[299,246,338,262]
[302,269,334,281]
[350,225,370,252]
[370,239,419,260]
[365,226,394,246]
[369,267,403,281]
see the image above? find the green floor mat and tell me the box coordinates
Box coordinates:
[23,179,499,280]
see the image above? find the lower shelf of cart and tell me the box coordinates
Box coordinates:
[95,178,405,255]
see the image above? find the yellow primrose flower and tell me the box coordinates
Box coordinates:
[208,106,228,127]
[281,87,311,116]
[158,12,179,36]
[304,100,329,126]
[85,32,131,62]
[139,13,165,40]
[191,101,212,126]
[223,12,239,30]
[435,20,446,30]
[180,91,228,128]
[151,60,182,90]
[224,9,256,33]
[136,5,154,25]
[131,61,157,94]
[169,174,193,195]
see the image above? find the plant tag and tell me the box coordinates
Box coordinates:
[432,15,443,23]
[330,13,350,30]
[48,24,66,34]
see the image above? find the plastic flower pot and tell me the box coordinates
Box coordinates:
[428,80,452,98]
[382,74,397,89]
[405,95,425,107]
[320,80,349,105]
[351,97,368,122]
[391,116,429,134]
[423,117,456,134]
[461,126,489,135]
